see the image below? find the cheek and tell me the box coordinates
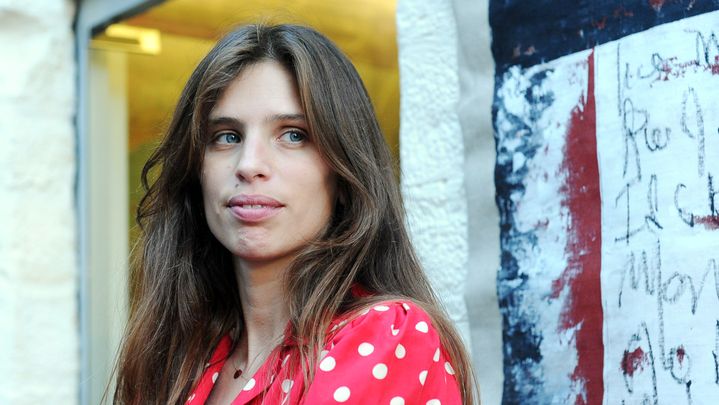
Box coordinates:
[290,162,335,223]
[199,165,226,217]
[322,175,337,210]
[300,162,335,204]
[199,169,212,204]
[314,172,337,223]
[200,160,228,193]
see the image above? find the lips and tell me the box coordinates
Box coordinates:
[227,194,284,222]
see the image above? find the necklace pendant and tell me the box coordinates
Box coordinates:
[233,369,243,379]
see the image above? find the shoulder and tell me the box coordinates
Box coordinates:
[325,300,446,373]
[303,300,461,404]
[328,299,438,343]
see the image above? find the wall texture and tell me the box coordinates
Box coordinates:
[397,1,504,404]
[0,0,78,403]
[397,0,470,341]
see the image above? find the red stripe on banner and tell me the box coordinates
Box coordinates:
[553,49,604,405]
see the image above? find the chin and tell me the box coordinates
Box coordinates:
[233,250,270,261]
[230,243,280,261]
[228,244,269,259]
[231,242,304,267]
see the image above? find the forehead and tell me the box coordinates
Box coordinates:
[209,60,303,120]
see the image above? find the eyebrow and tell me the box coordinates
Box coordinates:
[266,113,306,123]
[207,113,306,128]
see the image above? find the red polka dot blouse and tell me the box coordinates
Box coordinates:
[187,300,462,404]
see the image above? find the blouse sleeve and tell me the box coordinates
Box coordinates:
[303,301,462,405]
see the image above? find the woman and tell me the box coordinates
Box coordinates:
[113,24,476,404]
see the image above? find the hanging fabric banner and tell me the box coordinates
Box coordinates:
[491,2,719,403]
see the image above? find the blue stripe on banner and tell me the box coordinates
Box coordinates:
[494,67,555,404]
[490,0,719,71]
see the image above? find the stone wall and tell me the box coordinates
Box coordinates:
[0,1,78,403]
[397,1,503,404]
[397,0,469,340]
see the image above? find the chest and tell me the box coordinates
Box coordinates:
[189,346,306,405]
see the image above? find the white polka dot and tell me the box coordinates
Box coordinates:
[187,393,195,402]
[243,378,256,391]
[391,324,399,336]
[282,379,294,393]
[419,370,428,385]
[415,321,429,333]
[402,303,411,311]
[358,342,375,356]
[372,363,388,379]
[433,348,440,362]
[320,349,329,360]
[282,354,290,366]
[390,397,405,405]
[426,400,441,405]
[334,386,351,402]
[395,343,406,359]
[374,305,390,311]
[320,356,336,371]
[360,308,370,316]
[211,372,219,383]
[445,361,455,375]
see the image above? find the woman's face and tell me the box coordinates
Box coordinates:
[201,60,335,268]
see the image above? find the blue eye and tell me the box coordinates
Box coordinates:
[214,132,241,144]
[281,130,307,144]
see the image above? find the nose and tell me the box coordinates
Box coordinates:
[234,133,271,183]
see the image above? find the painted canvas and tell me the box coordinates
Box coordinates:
[491,2,719,404]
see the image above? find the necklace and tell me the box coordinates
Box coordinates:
[232,334,285,380]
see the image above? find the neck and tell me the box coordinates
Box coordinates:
[233,255,292,362]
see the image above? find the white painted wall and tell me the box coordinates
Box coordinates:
[397,0,503,404]
[397,0,470,339]
[0,1,78,403]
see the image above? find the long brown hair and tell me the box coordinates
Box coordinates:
[113,23,477,404]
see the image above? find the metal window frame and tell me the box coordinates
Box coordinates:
[74,1,164,404]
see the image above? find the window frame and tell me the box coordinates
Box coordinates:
[75,1,164,403]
